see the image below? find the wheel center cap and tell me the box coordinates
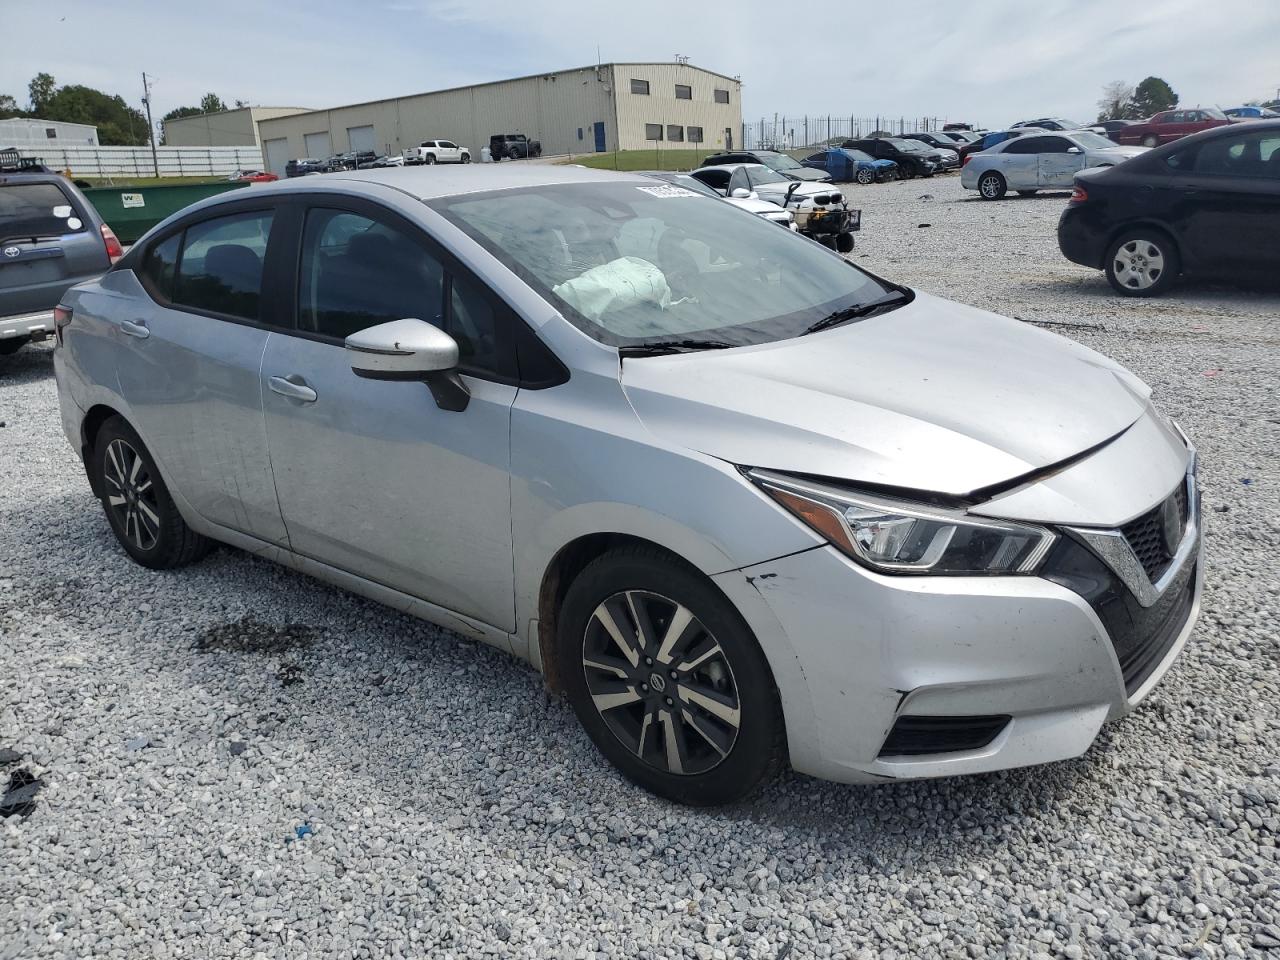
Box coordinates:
[648,672,667,693]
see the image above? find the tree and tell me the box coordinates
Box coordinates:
[0,94,22,119]
[43,84,148,145]
[1130,76,1178,119]
[28,72,56,114]
[1096,80,1136,122]
[199,92,227,114]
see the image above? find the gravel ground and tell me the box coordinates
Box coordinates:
[2,175,1278,960]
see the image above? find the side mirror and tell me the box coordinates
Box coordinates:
[730,187,752,199]
[345,318,470,412]
[1066,146,1083,154]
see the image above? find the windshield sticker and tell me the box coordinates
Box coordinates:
[634,184,700,199]
[66,217,83,230]
[53,205,72,218]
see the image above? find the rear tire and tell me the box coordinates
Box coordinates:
[425,154,436,165]
[978,171,1007,200]
[557,546,786,805]
[94,416,212,570]
[1104,230,1179,297]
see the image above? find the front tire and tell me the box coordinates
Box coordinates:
[1105,230,1179,297]
[94,417,212,569]
[461,153,470,163]
[557,546,786,805]
[855,167,874,184]
[978,171,1007,199]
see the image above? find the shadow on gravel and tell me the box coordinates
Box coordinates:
[0,342,55,386]
[194,615,316,654]
[1026,272,1280,308]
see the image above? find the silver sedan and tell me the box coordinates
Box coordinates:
[962,131,1147,199]
[52,165,1202,804]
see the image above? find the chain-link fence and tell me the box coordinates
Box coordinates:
[742,116,968,151]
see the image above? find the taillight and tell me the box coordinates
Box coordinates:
[101,224,124,264]
[1069,184,1088,204]
[961,153,972,167]
[54,305,72,347]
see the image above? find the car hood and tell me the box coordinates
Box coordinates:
[725,197,786,215]
[780,167,831,181]
[1086,145,1147,162]
[619,292,1150,496]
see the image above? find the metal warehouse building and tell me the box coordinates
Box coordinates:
[162,106,312,147]
[0,117,99,149]
[253,61,743,174]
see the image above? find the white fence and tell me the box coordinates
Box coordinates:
[2,145,265,179]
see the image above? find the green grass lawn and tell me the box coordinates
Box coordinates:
[559,149,710,172]
[73,175,228,188]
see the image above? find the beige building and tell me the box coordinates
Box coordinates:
[163,106,311,148]
[253,62,743,174]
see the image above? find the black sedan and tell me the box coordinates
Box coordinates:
[1058,120,1280,296]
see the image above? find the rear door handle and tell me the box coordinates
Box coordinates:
[268,374,318,403]
[119,319,150,339]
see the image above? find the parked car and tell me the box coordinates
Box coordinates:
[942,122,975,131]
[901,132,964,157]
[689,163,857,250]
[956,128,1042,163]
[640,171,797,229]
[1,157,119,356]
[489,133,541,160]
[228,170,278,183]
[331,151,378,172]
[1058,119,1280,296]
[285,158,328,177]
[1223,105,1280,120]
[800,147,897,184]
[403,140,471,165]
[1088,120,1138,141]
[700,150,831,182]
[937,130,980,146]
[1115,108,1232,147]
[842,137,945,177]
[370,155,405,168]
[962,131,1145,199]
[1011,118,1084,131]
[52,164,1204,804]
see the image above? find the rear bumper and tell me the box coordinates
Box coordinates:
[1,309,55,341]
[1057,204,1109,269]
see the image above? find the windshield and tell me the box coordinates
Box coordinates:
[760,153,803,171]
[846,149,873,162]
[430,182,896,349]
[1058,120,1083,129]
[743,165,788,185]
[1071,132,1116,150]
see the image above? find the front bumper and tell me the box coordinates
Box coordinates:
[714,468,1204,785]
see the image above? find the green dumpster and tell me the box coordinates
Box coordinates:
[81,181,251,244]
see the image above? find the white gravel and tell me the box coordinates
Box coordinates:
[2,174,1278,959]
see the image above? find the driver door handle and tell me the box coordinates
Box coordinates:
[268,374,318,403]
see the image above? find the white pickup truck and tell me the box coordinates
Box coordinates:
[402,139,471,165]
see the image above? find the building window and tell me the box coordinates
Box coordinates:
[46,128,57,139]
[687,126,704,143]
[577,128,583,140]
[631,79,650,96]
[667,125,684,142]
[644,123,662,141]
[714,89,730,104]
[675,84,692,100]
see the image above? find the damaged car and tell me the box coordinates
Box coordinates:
[53,165,1203,805]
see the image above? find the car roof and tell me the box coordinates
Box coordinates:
[691,162,771,174]
[215,164,657,203]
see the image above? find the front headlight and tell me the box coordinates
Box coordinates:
[749,469,1056,575]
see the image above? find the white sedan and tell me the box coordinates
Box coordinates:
[961,131,1146,199]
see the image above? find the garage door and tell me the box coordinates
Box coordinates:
[303,131,332,159]
[263,138,290,176]
[347,125,376,153]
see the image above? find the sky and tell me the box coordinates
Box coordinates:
[2,0,1277,130]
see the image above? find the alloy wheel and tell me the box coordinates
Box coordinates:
[856,167,874,184]
[581,590,740,776]
[102,438,161,551]
[1112,239,1165,290]
[980,174,1003,198]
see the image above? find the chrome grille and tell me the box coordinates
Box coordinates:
[1121,483,1188,582]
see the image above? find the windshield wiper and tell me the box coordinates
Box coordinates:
[618,339,739,357]
[802,289,912,335]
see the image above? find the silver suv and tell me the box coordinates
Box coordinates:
[53,166,1203,804]
[2,158,119,355]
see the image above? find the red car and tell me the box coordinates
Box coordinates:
[229,170,278,183]
[1116,108,1232,148]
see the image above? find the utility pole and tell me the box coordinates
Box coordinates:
[141,72,159,178]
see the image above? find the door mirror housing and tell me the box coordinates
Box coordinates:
[1066,146,1083,154]
[345,318,470,411]
[729,187,753,199]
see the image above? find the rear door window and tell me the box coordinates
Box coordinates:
[171,210,274,322]
[0,181,85,242]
